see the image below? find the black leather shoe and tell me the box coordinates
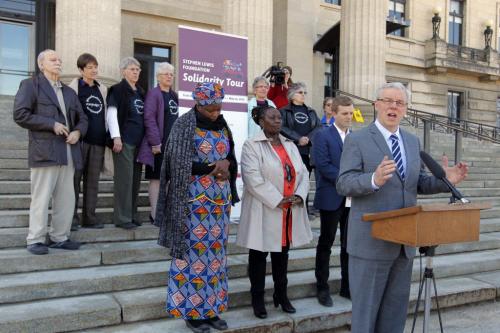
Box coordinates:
[206,316,228,330]
[149,214,155,224]
[48,239,81,250]
[116,222,137,230]
[317,290,333,307]
[185,319,210,333]
[82,223,105,229]
[273,294,296,313]
[27,243,49,255]
[132,219,142,227]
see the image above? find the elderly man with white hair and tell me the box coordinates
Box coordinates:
[137,62,178,223]
[13,49,88,255]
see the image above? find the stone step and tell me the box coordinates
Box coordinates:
[71,273,500,333]
[3,239,500,306]
[0,192,150,210]
[480,207,500,219]
[0,158,28,169]
[0,294,121,333]
[0,180,149,195]
[0,223,158,249]
[464,173,500,181]
[0,150,27,159]
[0,246,333,305]
[2,229,499,276]
[479,218,500,233]
[0,234,323,275]
[1,265,498,333]
[0,207,152,228]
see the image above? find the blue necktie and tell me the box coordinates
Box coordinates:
[390,134,405,181]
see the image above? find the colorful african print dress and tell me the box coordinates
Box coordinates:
[166,126,231,320]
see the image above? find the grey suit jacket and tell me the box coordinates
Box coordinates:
[336,122,448,260]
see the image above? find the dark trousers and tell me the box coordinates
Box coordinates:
[300,154,312,213]
[73,142,105,226]
[315,206,350,293]
[112,143,142,226]
[248,247,290,300]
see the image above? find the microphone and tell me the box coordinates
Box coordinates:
[419,151,469,203]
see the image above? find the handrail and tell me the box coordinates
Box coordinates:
[334,89,500,144]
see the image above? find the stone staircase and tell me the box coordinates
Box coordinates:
[2,95,500,331]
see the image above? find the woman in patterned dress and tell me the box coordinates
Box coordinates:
[237,105,312,319]
[155,82,239,333]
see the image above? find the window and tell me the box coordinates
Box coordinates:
[0,19,35,95]
[448,0,464,45]
[324,0,341,5]
[496,96,500,128]
[134,43,172,91]
[448,91,463,122]
[324,60,332,97]
[0,0,35,19]
[388,0,406,37]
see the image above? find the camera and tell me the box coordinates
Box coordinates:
[263,62,286,85]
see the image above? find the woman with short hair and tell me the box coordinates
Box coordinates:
[321,97,335,127]
[137,62,178,223]
[247,76,276,138]
[106,56,145,229]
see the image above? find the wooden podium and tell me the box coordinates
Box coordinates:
[362,202,492,247]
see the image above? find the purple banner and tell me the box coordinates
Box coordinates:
[178,26,248,113]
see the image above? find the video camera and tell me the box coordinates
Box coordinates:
[262,62,287,85]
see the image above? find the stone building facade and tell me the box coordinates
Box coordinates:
[1,0,499,128]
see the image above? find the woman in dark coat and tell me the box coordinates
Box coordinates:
[155,82,239,333]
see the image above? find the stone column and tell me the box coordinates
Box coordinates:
[55,0,121,85]
[339,0,387,101]
[223,0,273,93]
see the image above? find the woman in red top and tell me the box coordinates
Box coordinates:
[267,66,293,109]
[237,105,312,319]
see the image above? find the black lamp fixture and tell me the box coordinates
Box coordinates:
[432,7,442,39]
[484,19,494,49]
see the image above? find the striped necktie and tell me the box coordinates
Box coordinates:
[390,134,405,181]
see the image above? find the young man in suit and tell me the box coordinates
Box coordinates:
[13,49,88,255]
[336,82,468,333]
[312,96,354,307]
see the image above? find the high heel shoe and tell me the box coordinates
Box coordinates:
[251,295,267,319]
[273,293,296,313]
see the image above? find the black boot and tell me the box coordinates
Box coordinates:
[271,249,296,313]
[248,250,268,319]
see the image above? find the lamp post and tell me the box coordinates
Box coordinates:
[432,7,442,39]
[484,19,494,49]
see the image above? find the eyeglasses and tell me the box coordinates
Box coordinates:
[296,91,307,95]
[254,85,269,89]
[158,73,174,76]
[377,98,407,107]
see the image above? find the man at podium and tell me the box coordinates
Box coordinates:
[336,82,468,333]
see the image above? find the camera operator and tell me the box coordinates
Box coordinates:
[267,65,293,109]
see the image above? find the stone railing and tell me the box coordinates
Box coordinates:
[424,38,500,80]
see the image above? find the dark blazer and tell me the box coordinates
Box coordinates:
[13,73,88,169]
[312,126,346,211]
